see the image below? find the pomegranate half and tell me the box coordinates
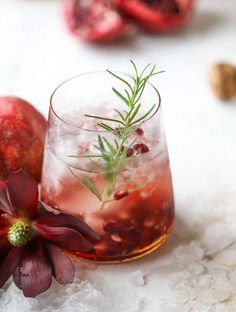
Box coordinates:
[63,0,134,42]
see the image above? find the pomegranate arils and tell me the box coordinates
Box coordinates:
[127,148,134,157]
[144,0,180,14]
[103,221,120,234]
[113,190,129,200]
[135,127,144,136]
[121,146,134,157]
[133,143,149,154]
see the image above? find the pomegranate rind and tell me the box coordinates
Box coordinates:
[0,97,47,182]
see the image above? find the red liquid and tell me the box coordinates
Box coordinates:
[42,149,174,262]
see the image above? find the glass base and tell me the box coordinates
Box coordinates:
[71,225,173,264]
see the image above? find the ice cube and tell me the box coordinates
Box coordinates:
[128,271,146,287]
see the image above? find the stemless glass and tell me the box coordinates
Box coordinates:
[41,71,175,263]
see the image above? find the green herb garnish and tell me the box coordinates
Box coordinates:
[68,61,164,206]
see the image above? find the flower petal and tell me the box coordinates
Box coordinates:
[36,224,95,253]
[36,203,100,240]
[0,181,6,191]
[46,243,75,285]
[0,181,16,216]
[0,247,22,288]
[0,235,10,264]
[0,213,10,232]
[13,244,52,298]
[7,170,38,217]
[12,265,21,289]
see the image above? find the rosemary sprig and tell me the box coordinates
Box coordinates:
[67,166,102,201]
[85,62,164,134]
[68,61,163,205]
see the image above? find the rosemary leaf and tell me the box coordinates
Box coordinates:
[98,135,106,155]
[130,60,139,80]
[67,166,102,201]
[140,63,151,79]
[97,123,115,132]
[128,103,141,124]
[68,154,103,158]
[102,137,117,156]
[106,70,133,92]
[85,114,125,126]
[130,103,157,126]
[112,88,129,106]
[82,176,103,201]
[114,139,119,149]
[114,109,125,121]
[124,89,131,102]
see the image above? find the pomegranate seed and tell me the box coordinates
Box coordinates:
[144,0,180,14]
[135,128,144,136]
[127,148,134,157]
[113,190,129,200]
[121,146,134,157]
[111,234,122,242]
[133,143,149,154]
[103,222,120,234]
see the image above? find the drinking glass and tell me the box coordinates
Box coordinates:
[41,71,175,263]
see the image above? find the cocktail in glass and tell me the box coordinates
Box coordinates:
[41,68,174,263]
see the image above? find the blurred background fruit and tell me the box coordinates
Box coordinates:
[63,0,135,43]
[0,97,47,182]
[62,0,195,43]
[115,0,195,32]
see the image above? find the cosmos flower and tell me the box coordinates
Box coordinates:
[0,169,99,297]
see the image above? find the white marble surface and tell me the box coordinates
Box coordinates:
[0,0,236,311]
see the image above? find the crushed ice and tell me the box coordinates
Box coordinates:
[161,219,236,311]
[0,275,147,312]
[128,271,146,287]
[1,213,236,311]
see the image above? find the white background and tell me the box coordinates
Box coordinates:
[0,0,236,311]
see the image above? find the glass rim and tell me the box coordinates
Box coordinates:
[50,70,162,133]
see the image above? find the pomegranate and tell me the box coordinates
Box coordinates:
[115,0,194,31]
[63,0,134,43]
[113,190,129,200]
[0,97,47,182]
[133,143,149,154]
[135,127,144,136]
[121,146,134,157]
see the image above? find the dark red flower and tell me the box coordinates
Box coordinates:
[0,170,99,298]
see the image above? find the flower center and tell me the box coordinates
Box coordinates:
[8,221,33,247]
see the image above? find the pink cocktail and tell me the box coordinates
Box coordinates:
[42,67,174,262]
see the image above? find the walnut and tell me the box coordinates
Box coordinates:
[209,63,236,100]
